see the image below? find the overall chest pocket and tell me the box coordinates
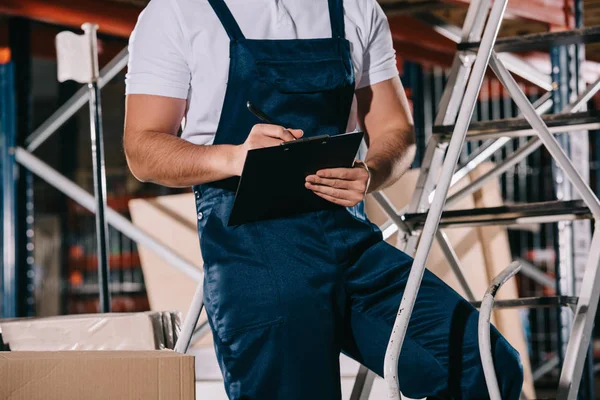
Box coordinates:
[256,58,351,94]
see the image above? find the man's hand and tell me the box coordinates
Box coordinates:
[234,124,303,175]
[305,164,370,207]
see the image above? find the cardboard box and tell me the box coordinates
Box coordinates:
[0,312,180,351]
[129,194,211,347]
[0,351,195,400]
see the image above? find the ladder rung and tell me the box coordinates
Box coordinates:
[457,26,600,53]
[403,200,591,228]
[471,296,578,309]
[433,110,600,141]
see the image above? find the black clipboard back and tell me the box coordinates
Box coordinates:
[228,131,364,226]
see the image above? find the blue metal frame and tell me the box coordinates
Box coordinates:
[0,59,18,318]
[9,17,36,317]
[11,18,35,317]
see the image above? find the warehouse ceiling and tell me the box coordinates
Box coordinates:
[1,0,600,73]
[101,0,600,63]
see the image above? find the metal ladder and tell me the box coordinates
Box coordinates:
[369,0,600,398]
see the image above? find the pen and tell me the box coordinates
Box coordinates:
[247,101,276,124]
[247,101,298,142]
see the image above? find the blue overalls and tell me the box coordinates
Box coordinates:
[194,0,524,398]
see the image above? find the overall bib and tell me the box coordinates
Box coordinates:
[194,0,524,398]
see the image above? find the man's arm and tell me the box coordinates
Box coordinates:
[305,76,415,206]
[124,94,239,187]
[124,94,302,187]
[359,75,416,191]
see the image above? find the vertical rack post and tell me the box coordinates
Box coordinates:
[9,17,36,317]
[0,50,17,318]
[83,23,111,313]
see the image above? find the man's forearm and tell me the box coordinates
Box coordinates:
[365,127,416,193]
[124,130,241,187]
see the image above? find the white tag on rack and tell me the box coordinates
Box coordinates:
[56,31,93,84]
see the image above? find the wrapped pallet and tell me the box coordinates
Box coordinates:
[0,312,180,351]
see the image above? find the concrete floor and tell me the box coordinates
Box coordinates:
[191,345,419,399]
[195,376,416,399]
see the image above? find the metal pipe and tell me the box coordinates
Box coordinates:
[89,79,111,312]
[429,89,553,206]
[384,0,508,395]
[418,12,553,91]
[349,366,376,400]
[175,284,205,354]
[449,138,511,185]
[26,47,129,152]
[1,61,17,318]
[517,258,556,289]
[14,147,203,282]
[446,137,542,208]
[490,53,600,219]
[533,356,560,381]
[436,230,476,301]
[432,0,491,125]
[381,221,398,241]
[372,192,412,234]
[497,53,553,91]
[557,229,600,400]
[402,0,492,257]
[83,23,111,313]
[528,90,554,114]
[404,141,447,254]
[561,75,600,113]
[478,261,522,400]
[460,0,492,43]
[190,320,211,345]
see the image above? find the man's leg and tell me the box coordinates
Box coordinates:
[200,199,345,399]
[342,240,524,399]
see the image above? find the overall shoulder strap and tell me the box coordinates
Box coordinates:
[327,0,345,39]
[207,0,245,41]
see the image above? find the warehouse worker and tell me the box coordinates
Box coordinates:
[123,0,523,398]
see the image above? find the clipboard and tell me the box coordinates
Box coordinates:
[228,131,364,226]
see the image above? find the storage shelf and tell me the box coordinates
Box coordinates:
[403,200,591,229]
[458,26,600,53]
[68,282,145,296]
[433,110,600,141]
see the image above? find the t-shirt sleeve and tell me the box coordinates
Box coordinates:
[125,0,191,99]
[357,0,398,89]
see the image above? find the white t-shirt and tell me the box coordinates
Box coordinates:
[125,0,398,145]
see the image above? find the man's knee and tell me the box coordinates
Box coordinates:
[494,336,524,400]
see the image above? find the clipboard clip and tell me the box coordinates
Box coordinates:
[280,134,329,146]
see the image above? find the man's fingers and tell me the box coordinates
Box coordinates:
[257,124,299,142]
[316,167,364,180]
[287,128,304,139]
[305,182,362,203]
[305,175,365,192]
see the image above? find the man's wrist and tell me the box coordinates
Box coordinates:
[222,144,245,176]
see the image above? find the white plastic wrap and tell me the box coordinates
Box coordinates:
[0,312,181,351]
